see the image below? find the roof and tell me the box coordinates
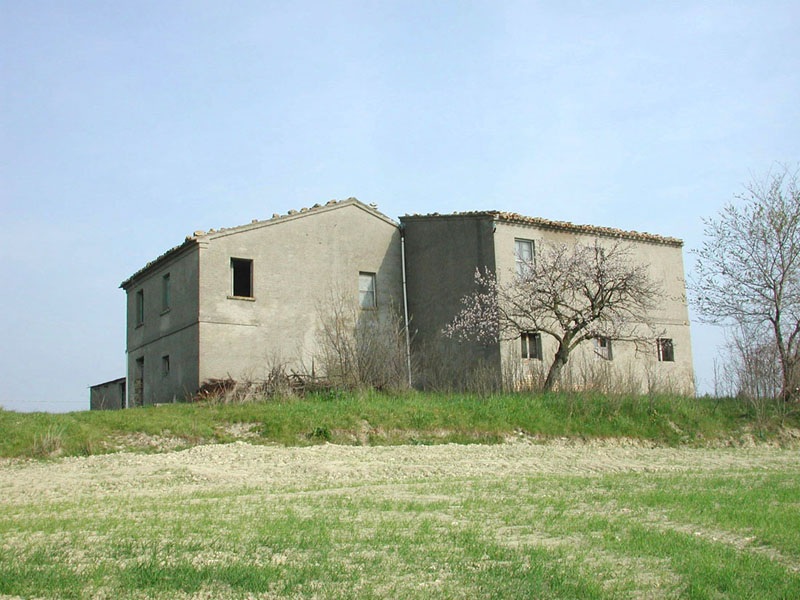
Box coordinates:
[400,210,683,246]
[120,198,395,288]
[90,377,126,389]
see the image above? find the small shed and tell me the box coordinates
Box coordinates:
[90,377,126,410]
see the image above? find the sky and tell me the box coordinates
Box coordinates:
[1,1,798,412]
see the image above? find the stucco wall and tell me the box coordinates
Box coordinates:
[196,202,403,383]
[400,215,500,384]
[492,221,694,394]
[123,245,200,405]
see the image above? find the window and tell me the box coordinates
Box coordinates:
[515,239,534,277]
[231,258,253,298]
[162,355,170,376]
[135,290,144,326]
[594,337,613,360]
[521,331,542,360]
[134,357,144,407]
[161,273,171,311]
[657,338,674,362]
[359,272,376,308]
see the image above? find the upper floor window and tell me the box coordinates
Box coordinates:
[657,338,674,362]
[231,258,253,298]
[515,239,534,277]
[161,273,171,311]
[595,337,613,360]
[135,289,144,326]
[359,272,376,308]
[521,331,542,360]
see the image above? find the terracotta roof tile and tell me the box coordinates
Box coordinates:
[401,210,682,246]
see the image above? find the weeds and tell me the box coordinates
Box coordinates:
[1,391,798,459]
[31,423,65,457]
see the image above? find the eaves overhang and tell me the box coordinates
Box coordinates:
[120,197,397,289]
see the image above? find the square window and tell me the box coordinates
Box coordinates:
[515,239,534,277]
[657,338,674,362]
[162,355,170,376]
[135,289,144,326]
[595,337,613,360]
[162,273,171,311]
[521,331,542,360]
[359,272,376,308]
[231,258,253,298]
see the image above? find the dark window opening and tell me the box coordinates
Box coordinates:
[521,331,542,360]
[162,355,170,376]
[135,290,144,325]
[134,357,144,407]
[162,273,171,311]
[231,258,253,298]
[657,338,674,362]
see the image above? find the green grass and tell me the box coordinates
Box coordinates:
[1,390,797,458]
[1,454,798,598]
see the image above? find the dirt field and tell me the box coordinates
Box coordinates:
[2,439,797,503]
[2,441,799,599]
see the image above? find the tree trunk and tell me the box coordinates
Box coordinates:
[543,339,571,391]
[781,356,799,403]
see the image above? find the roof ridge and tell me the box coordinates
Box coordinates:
[120,197,390,288]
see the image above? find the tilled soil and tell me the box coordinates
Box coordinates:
[1,440,796,504]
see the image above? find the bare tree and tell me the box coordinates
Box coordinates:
[693,165,800,401]
[445,240,661,391]
[725,324,782,401]
[316,291,410,390]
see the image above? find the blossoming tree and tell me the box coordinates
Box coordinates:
[445,240,661,391]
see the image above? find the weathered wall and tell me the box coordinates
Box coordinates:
[119,201,694,402]
[197,201,403,383]
[492,221,695,395]
[89,378,126,410]
[400,215,500,386]
[123,245,200,405]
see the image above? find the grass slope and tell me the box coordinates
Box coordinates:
[1,391,797,458]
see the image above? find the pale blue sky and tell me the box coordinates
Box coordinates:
[1,1,798,411]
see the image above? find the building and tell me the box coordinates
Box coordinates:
[89,377,126,410]
[99,198,693,408]
[400,211,694,394]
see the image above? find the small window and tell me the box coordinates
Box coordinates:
[595,337,613,360]
[515,239,534,277]
[231,258,253,298]
[359,272,376,308]
[521,331,542,360]
[657,338,674,362]
[135,290,144,326]
[162,273,171,311]
[162,355,170,376]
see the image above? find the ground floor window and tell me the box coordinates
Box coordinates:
[595,337,613,360]
[134,357,144,407]
[657,338,674,362]
[521,331,542,360]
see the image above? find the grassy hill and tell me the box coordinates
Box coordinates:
[2,391,798,459]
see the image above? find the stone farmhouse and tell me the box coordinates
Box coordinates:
[98,197,694,408]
